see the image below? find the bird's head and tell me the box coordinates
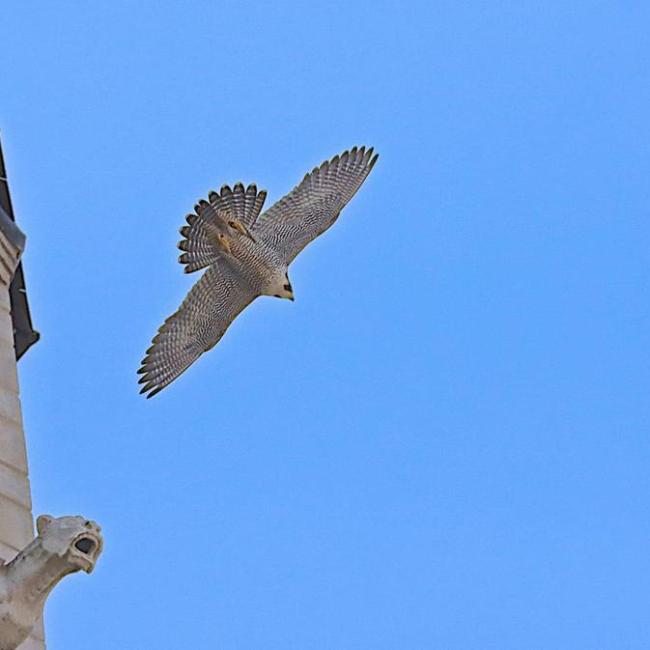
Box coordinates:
[272,274,294,301]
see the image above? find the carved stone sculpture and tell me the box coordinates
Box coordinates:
[0,515,103,650]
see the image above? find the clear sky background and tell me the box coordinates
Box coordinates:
[1,2,649,648]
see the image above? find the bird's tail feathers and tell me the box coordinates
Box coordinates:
[177,182,267,273]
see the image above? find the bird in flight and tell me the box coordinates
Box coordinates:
[138,146,378,398]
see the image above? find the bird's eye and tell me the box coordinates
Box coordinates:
[283,283,291,291]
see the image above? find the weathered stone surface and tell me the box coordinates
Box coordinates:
[15,635,42,650]
[0,153,39,650]
[29,619,44,641]
[0,515,103,650]
[0,338,19,394]
[0,540,18,564]
[0,462,30,510]
[15,619,44,650]
[0,495,33,550]
[0,416,28,474]
[0,229,21,289]
[0,307,12,335]
[0,291,9,316]
[0,388,21,427]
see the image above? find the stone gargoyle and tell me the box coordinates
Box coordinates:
[0,514,103,650]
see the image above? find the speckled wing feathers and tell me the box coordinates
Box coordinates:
[138,262,258,398]
[139,146,378,398]
[178,183,267,273]
[255,146,378,264]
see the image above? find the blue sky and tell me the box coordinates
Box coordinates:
[1,2,649,648]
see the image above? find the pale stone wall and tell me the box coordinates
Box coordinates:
[0,227,44,650]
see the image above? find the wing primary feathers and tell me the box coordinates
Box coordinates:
[253,145,379,264]
[138,264,259,397]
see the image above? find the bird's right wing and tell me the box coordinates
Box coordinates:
[178,183,267,273]
[253,146,378,265]
[138,262,258,398]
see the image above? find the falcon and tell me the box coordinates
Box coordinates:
[138,146,378,398]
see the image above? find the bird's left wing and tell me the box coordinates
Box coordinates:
[253,146,378,265]
[138,262,258,398]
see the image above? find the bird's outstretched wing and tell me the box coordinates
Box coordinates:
[178,183,267,273]
[138,262,258,398]
[254,146,378,264]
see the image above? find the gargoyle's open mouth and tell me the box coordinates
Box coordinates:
[74,537,96,555]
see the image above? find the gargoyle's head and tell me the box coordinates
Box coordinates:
[35,515,103,574]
